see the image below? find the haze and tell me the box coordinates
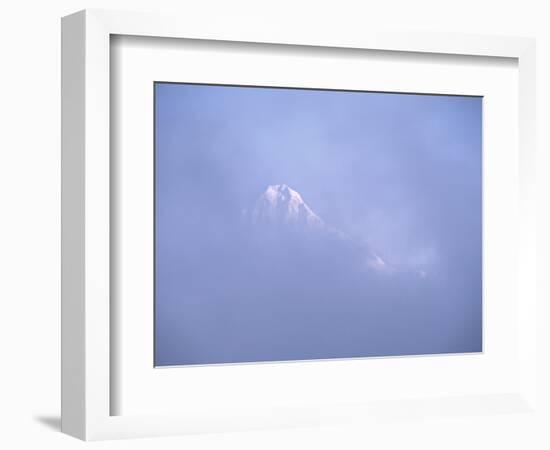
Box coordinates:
[154,83,482,366]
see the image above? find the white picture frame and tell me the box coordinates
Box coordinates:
[61,9,538,441]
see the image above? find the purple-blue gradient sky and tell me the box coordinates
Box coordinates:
[155,83,482,366]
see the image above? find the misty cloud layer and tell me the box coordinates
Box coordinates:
[154,83,482,366]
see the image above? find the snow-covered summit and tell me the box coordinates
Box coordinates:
[251,184,324,229]
[245,184,395,274]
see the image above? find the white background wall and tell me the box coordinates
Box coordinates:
[0,1,548,449]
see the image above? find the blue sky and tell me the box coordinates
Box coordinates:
[154,83,482,366]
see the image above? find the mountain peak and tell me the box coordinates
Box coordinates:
[264,184,301,204]
[251,184,324,229]
[244,184,394,273]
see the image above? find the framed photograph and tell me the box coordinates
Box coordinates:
[152,82,484,367]
[61,9,538,441]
